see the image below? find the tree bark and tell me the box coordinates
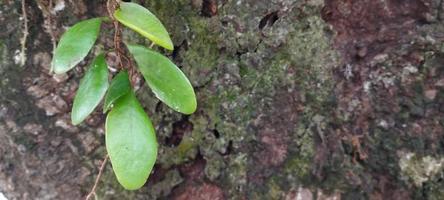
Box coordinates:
[1,0,444,199]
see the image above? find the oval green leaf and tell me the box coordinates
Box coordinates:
[71,54,109,125]
[114,2,174,50]
[106,91,157,190]
[52,18,102,74]
[103,70,131,113]
[126,44,197,114]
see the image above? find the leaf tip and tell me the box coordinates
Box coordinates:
[164,41,174,51]
[52,67,66,75]
[119,180,145,190]
[183,101,197,115]
[71,116,82,126]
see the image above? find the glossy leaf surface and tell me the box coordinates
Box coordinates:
[114,2,174,50]
[127,44,197,114]
[52,18,102,74]
[71,54,109,125]
[103,71,131,113]
[106,91,157,190]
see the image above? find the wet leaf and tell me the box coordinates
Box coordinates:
[103,70,131,113]
[106,91,157,190]
[71,54,109,125]
[114,2,174,50]
[126,44,197,114]
[52,18,102,74]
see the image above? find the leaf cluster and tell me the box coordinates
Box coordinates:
[51,2,196,190]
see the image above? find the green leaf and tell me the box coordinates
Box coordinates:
[71,54,109,125]
[52,18,102,74]
[126,44,197,114]
[114,2,174,50]
[106,91,157,190]
[103,70,131,113]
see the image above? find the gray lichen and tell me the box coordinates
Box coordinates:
[399,152,444,187]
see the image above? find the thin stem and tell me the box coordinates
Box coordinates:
[19,0,29,67]
[107,0,125,70]
[85,154,109,200]
[106,0,137,86]
[113,21,124,69]
[48,0,56,52]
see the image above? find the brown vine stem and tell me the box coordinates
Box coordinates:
[106,0,124,69]
[19,0,29,67]
[85,154,109,200]
[106,0,138,86]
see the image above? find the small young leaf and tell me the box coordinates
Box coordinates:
[52,18,102,74]
[106,91,157,190]
[71,54,109,125]
[114,2,174,50]
[126,44,197,114]
[103,70,131,113]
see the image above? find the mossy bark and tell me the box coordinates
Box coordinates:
[1,0,444,199]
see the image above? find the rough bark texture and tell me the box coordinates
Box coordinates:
[1,0,444,199]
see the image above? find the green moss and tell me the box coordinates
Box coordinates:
[285,154,313,181]
[96,167,136,200]
[0,40,9,91]
[419,181,444,200]
[266,178,285,200]
[181,18,221,86]
[129,0,340,198]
